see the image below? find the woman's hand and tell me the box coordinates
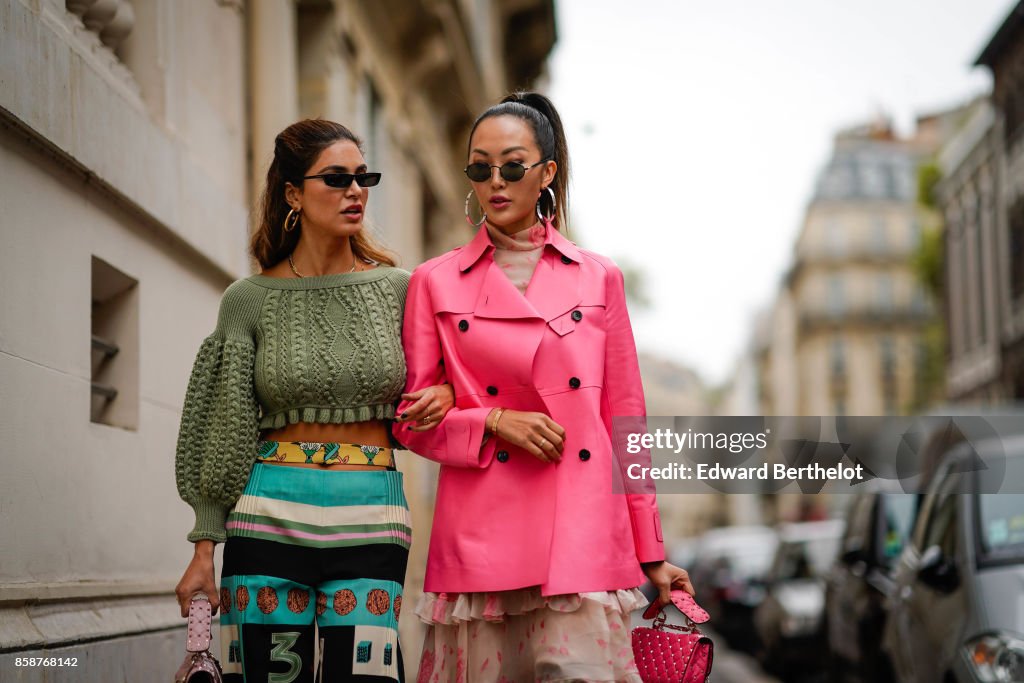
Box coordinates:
[175,540,220,618]
[398,383,455,432]
[491,409,565,463]
[642,560,696,609]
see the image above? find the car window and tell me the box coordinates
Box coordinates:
[842,494,874,555]
[976,493,1024,565]
[772,537,841,580]
[912,459,955,550]
[879,493,917,566]
[921,470,962,558]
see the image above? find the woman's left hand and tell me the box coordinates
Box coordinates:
[641,560,696,610]
[397,383,455,431]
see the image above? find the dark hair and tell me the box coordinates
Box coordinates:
[467,92,571,230]
[250,118,397,269]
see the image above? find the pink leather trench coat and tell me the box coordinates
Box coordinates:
[393,223,665,596]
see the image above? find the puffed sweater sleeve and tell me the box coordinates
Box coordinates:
[601,262,666,564]
[174,280,263,543]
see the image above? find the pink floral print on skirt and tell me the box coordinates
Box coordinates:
[414,587,647,683]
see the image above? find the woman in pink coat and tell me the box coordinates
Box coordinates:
[393,92,693,682]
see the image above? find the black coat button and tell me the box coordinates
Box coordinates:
[561,255,572,264]
[486,386,498,396]
[496,450,509,463]
[579,449,591,461]
[458,319,469,332]
[569,376,581,389]
[571,310,583,322]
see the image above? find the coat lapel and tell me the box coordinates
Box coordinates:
[458,222,582,322]
[474,259,542,320]
[526,224,582,323]
[525,251,581,323]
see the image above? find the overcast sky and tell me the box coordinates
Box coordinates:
[548,0,1016,388]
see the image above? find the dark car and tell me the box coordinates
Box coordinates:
[754,519,845,679]
[690,525,779,652]
[882,434,1024,683]
[825,484,916,682]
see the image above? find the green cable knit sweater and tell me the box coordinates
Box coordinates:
[174,266,410,542]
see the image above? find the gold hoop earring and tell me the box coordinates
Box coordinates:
[464,191,486,227]
[284,207,300,233]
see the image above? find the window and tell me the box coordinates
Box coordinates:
[842,494,874,556]
[976,493,1024,565]
[893,162,915,200]
[91,257,139,429]
[860,162,886,198]
[363,76,381,171]
[976,191,988,345]
[876,274,894,313]
[831,337,847,415]
[872,216,888,254]
[831,338,847,378]
[878,493,917,566]
[827,275,845,315]
[1005,78,1024,144]
[908,218,922,249]
[879,336,897,378]
[1009,198,1024,302]
[880,336,898,414]
[826,217,846,257]
[921,470,962,559]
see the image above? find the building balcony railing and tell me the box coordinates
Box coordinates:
[797,302,934,332]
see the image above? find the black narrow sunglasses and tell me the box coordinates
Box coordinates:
[464,158,550,183]
[303,172,382,188]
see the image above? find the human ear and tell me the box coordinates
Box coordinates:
[284,181,302,210]
[541,160,557,189]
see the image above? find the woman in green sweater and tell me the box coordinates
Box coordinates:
[173,119,453,682]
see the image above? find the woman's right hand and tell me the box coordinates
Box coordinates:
[490,409,565,463]
[175,540,220,617]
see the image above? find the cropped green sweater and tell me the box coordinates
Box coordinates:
[174,266,410,542]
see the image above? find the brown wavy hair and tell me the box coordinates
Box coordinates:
[250,119,397,269]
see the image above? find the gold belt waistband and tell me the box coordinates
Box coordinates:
[256,441,394,467]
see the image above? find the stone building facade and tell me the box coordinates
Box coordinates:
[943,1,1024,402]
[0,0,554,678]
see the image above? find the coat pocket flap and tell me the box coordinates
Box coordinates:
[547,312,576,336]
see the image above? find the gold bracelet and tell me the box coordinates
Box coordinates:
[491,407,506,438]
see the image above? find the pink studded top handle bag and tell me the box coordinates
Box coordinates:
[631,590,714,683]
[173,593,223,683]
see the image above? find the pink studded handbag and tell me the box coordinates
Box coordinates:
[173,593,223,683]
[631,590,714,683]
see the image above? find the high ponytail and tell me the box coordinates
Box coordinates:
[467,92,571,230]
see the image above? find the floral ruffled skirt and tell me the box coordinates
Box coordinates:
[414,587,647,683]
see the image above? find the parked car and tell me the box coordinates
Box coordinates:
[825,483,916,682]
[690,525,779,652]
[882,434,1024,683]
[754,519,845,678]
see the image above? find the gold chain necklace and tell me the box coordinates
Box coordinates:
[288,253,357,278]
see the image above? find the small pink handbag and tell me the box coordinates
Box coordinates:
[173,593,223,683]
[631,590,714,683]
